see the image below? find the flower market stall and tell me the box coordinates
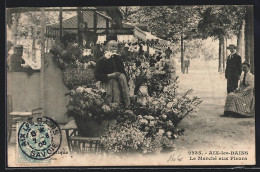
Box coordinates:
[7,7,202,156]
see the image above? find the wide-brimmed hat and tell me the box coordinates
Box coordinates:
[227,44,237,49]
[14,45,23,50]
[241,61,251,67]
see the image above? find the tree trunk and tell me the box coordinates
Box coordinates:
[12,13,20,45]
[236,20,245,62]
[6,9,12,29]
[222,36,227,72]
[181,34,184,73]
[198,42,202,59]
[32,24,38,62]
[218,34,224,72]
[245,6,254,74]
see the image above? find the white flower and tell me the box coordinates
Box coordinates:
[166,102,174,109]
[139,119,148,125]
[166,131,172,137]
[161,114,167,119]
[152,100,159,105]
[167,121,174,127]
[158,129,165,134]
[76,87,84,93]
[144,115,154,120]
[149,121,155,126]
[84,88,92,93]
[125,110,134,115]
[100,89,106,93]
[102,105,111,113]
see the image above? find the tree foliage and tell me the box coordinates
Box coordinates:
[11,10,75,39]
[119,6,140,23]
[197,5,247,38]
[125,6,202,41]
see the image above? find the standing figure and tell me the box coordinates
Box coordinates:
[162,47,177,81]
[183,55,190,74]
[225,44,242,93]
[95,40,130,107]
[7,45,25,72]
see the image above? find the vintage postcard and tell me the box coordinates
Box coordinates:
[6,5,255,167]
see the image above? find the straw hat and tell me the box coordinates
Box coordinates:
[227,44,237,49]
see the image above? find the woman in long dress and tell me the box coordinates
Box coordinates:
[95,40,130,107]
[159,48,177,81]
[222,61,254,117]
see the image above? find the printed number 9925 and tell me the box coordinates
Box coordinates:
[188,151,202,155]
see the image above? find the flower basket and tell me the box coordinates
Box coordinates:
[73,115,116,137]
[67,87,123,137]
[73,115,101,137]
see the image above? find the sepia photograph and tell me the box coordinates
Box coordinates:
[6,5,255,167]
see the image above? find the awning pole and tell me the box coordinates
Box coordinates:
[40,8,46,115]
[77,7,83,47]
[94,11,97,44]
[59,7,63,40]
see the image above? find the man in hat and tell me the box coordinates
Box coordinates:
[225,44,242,93]
[7,45,25,72]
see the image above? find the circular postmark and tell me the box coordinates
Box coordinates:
[18,116,62,160]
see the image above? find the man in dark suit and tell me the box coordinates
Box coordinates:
[225,44,242,93]
[7,45,25,72]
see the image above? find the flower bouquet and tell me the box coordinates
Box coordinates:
[67,86,125,137]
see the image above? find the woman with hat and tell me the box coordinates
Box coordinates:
[159,47,177,81]
[222,61,254,117]
[95,40,130,107]
[225,44,242,93]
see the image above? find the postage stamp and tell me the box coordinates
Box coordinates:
[17,116,62,163]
